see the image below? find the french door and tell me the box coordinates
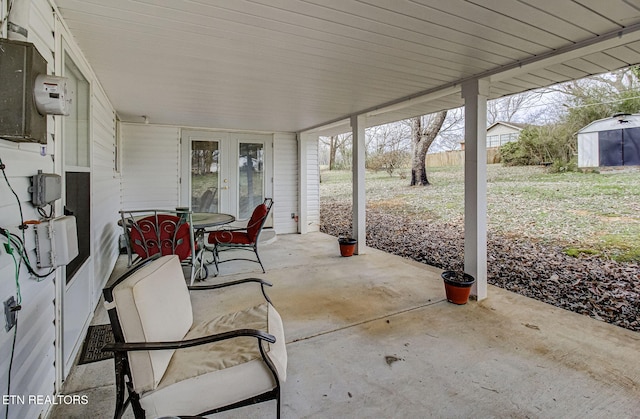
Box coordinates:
[181,131,272,220]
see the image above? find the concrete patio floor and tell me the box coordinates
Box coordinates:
[50,232,640,418]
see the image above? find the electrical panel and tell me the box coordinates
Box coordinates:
[35,216,79,268]
[30,170,62,207]
[0,38,48,143]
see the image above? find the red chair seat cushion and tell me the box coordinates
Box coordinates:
[208,230,252,245]
[208,203,269,246]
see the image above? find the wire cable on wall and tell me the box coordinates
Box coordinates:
[0,155,54,280]
[2,237,21,419]
[5,316,18,419]
[1,229,54,280]
[1,166,22,419]
[0,155,27,244]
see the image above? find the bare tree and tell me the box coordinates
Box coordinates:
[366,123,411,154]
[191,141,217,175]
[319,134,352,170]
[410,110,447,186]
[487,91,546,125]
[429,107,465,152]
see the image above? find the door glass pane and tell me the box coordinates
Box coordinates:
[238,142,264,219]
[191,141,219,212]
[64,52,90,167]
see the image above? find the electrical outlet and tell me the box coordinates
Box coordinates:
[4,296,17,332]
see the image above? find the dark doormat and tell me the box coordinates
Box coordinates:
[78,324,114,365]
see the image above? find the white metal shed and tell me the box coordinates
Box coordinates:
[577,114,640,168]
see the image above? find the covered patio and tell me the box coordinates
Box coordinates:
[3,1,640,418]
[52,233,640,418]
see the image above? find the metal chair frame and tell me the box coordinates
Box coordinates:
[206,198,273,275]
[102,255,282,419]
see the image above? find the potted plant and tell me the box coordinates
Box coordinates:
[441,271,476,305]
[338,236,357,257]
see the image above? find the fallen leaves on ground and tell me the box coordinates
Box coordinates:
[321,201,640,332]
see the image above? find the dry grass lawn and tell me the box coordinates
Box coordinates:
[320,164,640,262]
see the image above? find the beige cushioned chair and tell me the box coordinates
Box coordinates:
[102,254,287,418]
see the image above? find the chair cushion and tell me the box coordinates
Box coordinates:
[207,230,252,245]
[112,255,193,393]
[247,204,268,241]
[139,303,287,417]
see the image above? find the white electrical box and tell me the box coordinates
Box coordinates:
[33,74,71,116]
[35,216,79,268]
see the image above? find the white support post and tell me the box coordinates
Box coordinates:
[297,132,310,234]
[462,79,489,300]
[351,114,367,254]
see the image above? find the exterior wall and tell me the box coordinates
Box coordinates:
[578,116,640,168]
[0,145,56,419]
[0,1,119,418]
[578,114,640,134]
[486,124,520,137]
[120,124,181,209]
[486,123,521,148]
[120,125,299,233]
[91,84,119,300]
[273,133,298,234]
[578,132,599,168]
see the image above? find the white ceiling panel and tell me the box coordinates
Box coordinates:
[54,0,640,133]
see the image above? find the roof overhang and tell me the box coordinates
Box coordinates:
[54,0,640,135]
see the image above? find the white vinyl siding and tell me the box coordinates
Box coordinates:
[29,0,55,66]
[0,2,58,418]
[273,133,298,234]
[0,2,119,418]
[486,123,522,148]
[120,124,181,210]
[124,126,297,233]
[91,84,119,297]
[0,145,56,419]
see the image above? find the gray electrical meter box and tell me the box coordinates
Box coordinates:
[30,170,62,207]
[0,38,47,143]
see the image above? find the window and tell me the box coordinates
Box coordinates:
[487,135,500,148]
[500,133,519,145]
[63,52,91,283]
[238,142,264,219]
[63,52,90,168]
[65,172,90,281]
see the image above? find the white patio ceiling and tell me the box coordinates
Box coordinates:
[54,0,640,135]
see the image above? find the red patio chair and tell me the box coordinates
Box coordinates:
[121,210,198,283]
[206,198,273,274]
[129,214,192,260]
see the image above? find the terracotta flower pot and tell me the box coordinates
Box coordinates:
[338,237,357,257]
[441,271,476,305]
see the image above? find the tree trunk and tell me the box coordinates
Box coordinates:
[329,136,337,170]
[411,138,430,185]
[410,111,447,186]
